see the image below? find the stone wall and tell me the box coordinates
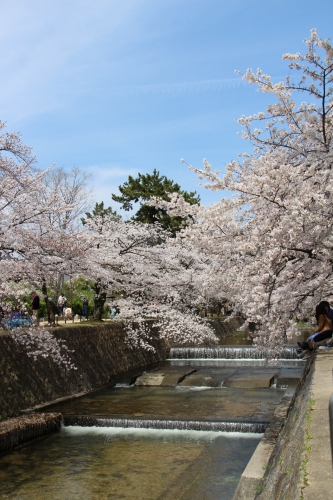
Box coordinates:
[0,322,167,421]
[254,357,315,499]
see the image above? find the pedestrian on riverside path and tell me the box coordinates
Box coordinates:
[82,297,89,320]
[57,294,64,315]
[31,292,40,325]
[110,305,116,319]
[62,294,67,316]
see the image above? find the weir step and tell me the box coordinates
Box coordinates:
[169,346,298,359]
[63,416,268,433]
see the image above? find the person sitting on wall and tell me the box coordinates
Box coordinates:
[298,302,333,359]
[306,301,333,350]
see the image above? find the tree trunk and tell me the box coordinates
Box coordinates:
[55,273,64,299]
[93,280,107,320]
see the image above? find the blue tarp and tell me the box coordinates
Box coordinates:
[2,318,34,329]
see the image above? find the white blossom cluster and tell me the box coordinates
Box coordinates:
[160,30,333,348]
[83,216,219,350]
[0,120,87,367]
[9,327,76,370]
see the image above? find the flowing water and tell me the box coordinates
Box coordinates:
[0,346,304,500]
[169,346,298,359]
[0,428,261,500]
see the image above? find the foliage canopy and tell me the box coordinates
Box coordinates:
[112,169,200,235]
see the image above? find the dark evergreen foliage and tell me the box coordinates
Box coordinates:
[111,169,200,235]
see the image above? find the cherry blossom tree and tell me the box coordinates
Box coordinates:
[164,30,333,348]
[37,166,94,317]
[84,215,218,349]
[0,121,88,366]
[0,122,217,353]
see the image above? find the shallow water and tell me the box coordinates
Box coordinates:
[52,385,283,421]
[0,428,261,500]
[0,350,305,500]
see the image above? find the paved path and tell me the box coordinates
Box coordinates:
[39,317,115,327]
[303,350,333,499]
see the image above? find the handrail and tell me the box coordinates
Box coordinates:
[329,394,333,466]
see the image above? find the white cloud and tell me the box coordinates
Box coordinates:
[86,164,139,209]
[86,165,138,180]
[79,78,248,98]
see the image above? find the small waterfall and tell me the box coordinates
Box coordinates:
[169,346,298,360]
[64,416,268,433]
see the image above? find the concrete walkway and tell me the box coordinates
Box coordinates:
[39,317,116,327]
[303,350,333,499]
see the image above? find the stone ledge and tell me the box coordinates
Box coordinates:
[233,353,315,500]
[232,394,293,499]
[0,413,62,453]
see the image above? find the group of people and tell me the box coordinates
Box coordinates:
[221,304,233,316]
[0,294,37,328]
[1,291,92,328]
[57,294,90,320]
[297,300,333,359]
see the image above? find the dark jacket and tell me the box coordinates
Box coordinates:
[32,295,40,310]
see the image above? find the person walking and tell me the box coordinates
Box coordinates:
[62,294,67,316]
[110,305,116,319]
[57,294,64,315]
[31,292,40,325]
[82,297,89,320]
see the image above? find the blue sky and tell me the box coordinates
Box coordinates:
[1,0,332,212]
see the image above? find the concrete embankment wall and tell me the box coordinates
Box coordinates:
[0,322,167,421]
[233,356,315,500]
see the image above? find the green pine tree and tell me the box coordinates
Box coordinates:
[112,169,200,235]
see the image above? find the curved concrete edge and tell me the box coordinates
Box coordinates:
[232,394,293,500]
